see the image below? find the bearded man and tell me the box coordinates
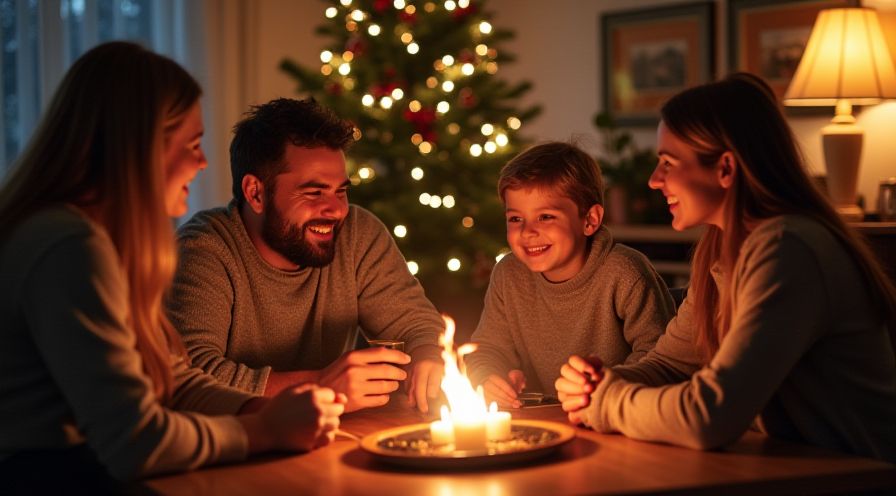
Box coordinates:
[167,98,444,413]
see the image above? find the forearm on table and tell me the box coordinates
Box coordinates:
[262,370,321,397]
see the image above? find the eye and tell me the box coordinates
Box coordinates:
[303,191,322,198]
[506,216,521,223]
[538,214,555,221]
[336,187,349,196]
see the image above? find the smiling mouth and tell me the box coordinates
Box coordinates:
[307,225,334,235]
[524,245,549,255]
[666,196,679,206]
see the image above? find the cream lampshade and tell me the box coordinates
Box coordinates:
[783,7,896,221]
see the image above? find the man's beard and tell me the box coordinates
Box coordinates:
[260,205,342,268]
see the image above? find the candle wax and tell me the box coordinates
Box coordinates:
[486,411,512,441]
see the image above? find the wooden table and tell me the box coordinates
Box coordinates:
[141,397,896,495]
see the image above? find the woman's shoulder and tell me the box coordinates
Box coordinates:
[1,206,117,271]
[748,215,837,250]
[4,205,109,253]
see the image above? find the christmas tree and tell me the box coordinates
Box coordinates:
[280,0,541,296]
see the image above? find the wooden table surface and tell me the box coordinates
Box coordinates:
[142,397,896,496]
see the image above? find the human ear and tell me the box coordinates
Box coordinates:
[583,204,604,235]
[242,174,266,215]
[718,152,737,189]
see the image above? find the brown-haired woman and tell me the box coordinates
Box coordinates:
[0,42,344,492]
[556,73,896,462]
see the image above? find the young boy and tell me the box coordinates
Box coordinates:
[465,141,675,408]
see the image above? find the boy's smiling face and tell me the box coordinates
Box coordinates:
[504,186,602,283]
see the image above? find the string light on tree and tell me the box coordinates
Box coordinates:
[443,195,456,208]
[407,261,419,275]
[419,193,432,205]
[470,144,482,157]
[447,258,462,271]
[325,7,338,18]
[394,225,408,238]
[411,167,424,180]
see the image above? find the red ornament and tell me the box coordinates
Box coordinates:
[399,10,417,24]
[346,36,366,56]
[402,106,438,143]
[458,49,476,64]
[373,0,390,12]
[452,4,478,20]
[326,82,343,96]
[459,87,477,108]
[371,82,400,98]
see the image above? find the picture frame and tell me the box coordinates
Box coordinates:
[727,0,861,104]
[600,2,715,127]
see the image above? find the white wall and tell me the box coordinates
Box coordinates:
[236,0,896,213]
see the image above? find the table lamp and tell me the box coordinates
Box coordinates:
[783,7,896,221]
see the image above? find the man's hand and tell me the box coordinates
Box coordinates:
[406,345,443,414]
[318,347,411,412]
[555,355,603,425]
[482,369,526,408]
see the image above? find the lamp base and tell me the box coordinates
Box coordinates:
[822,101,864,222]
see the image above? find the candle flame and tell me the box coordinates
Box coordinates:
[439,315,489,421]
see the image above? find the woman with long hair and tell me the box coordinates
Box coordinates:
[0,42,344,490]
[556,72,896,462]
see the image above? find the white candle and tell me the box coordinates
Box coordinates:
[452,417,487,451]
[486,410,511,441]
[430,419,454,446]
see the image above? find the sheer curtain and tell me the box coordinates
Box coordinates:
[0,0,245,217]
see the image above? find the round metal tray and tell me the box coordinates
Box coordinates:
[359,419,575,469]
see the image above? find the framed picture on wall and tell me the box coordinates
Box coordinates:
[727,0,860,103]
[600,2,715,126]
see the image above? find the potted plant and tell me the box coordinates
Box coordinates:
[593,112,670,225]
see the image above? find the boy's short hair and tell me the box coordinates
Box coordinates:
[498,141,605,216]
[229,97,356,206]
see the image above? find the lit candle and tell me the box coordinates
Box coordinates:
[430,406,454,446]
[486,402,511,441]
[452,415,488,451]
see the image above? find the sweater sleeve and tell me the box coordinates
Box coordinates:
[610,284,705,387]
[583,228,828,450]
[466,261,520,387]
[615,256,676,364]
[169,357,258,415]
[21,232,248,480]
[354,209,443,354]
[168,232,270,394]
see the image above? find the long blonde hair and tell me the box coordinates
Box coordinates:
[0,42,200,402]
[660,73,896,361]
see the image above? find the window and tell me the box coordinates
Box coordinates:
[1,0,156,174]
